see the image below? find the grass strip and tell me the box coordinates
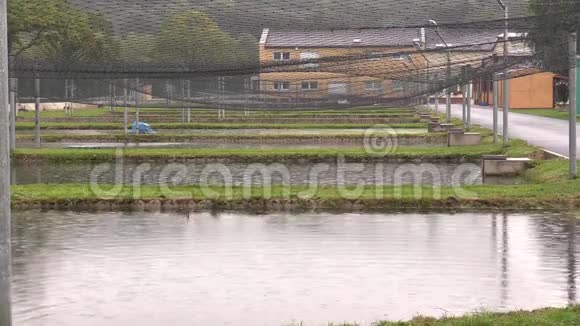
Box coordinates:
[514,109,580,121]
[12,142,536,162]
[369,305,580,326]
[11,160,579,210]
[15,122,427,130]
[16,131,442,143]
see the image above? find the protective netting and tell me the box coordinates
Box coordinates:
[7,0,580,109]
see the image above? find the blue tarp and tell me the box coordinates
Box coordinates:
[129,122,156,135]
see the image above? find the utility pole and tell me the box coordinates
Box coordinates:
[569,31,577,179]
[34,77,41,147]
[0,0,13,323]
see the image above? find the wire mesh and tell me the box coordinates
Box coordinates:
[6,0,580,109]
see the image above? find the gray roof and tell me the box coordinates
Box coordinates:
[264,29,420,48]
[425,28,502,52]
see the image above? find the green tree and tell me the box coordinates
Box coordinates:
[527,0,580,74]
[155,10,239,68]
[8,0,118,64]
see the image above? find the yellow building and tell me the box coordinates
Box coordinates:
[257,28,427,104]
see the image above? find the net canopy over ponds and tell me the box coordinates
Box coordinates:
[7,0,580,109]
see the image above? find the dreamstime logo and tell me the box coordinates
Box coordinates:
[87,147,482,202]
[363,125,398,155]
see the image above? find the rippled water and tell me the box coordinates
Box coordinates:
[11,210,579,325]
[12,161,489,186]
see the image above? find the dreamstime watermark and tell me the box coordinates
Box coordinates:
[363,125,398,155]
[88,128,481,202]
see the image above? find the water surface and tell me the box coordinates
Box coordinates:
[12,210,579,325]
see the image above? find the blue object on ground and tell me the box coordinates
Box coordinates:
[129,122,156,135]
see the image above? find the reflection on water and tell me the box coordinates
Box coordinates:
[12,161,486,186]
[11,210,579,326]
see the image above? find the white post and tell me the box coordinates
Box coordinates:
[569,32,577,179]
[34,78,41,147]
[0,0,13,322]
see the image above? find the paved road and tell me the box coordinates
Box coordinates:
[430,104,580,158]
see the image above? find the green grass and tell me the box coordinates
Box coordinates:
[285,306,580,325]
[10,174,580,206]
[18,108,110,118]
[514,109,580,121]
[370,306,580,326]
[11,141,537,162]
[15,122,427,130]
[16,131,442,143]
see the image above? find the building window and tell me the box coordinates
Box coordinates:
[273,52,291,61]
[366,51,384,61]
[392,53,411,60]
[365,80,383,90]
[301,81,319,90]
[300,52,320,68]
[273,81,290,91]
[392,80,403,91]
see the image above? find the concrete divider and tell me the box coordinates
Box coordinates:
[482,155,532,177]
[448,130,482,146]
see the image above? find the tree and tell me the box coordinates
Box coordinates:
[527,0,580,74]
[154,10,240,70]
[8,0,118,64]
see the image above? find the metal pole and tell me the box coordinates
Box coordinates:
[461,84,466,125]
[123,78,128,135]
[135,78,140,133]
[502,6,510,145]
[446,51,451,122]
[244,79,249,116]
[493,74,499,143]
[467,80,472,127]
[34,78,41,147]
[111,80,116,113]
[186,80,191,124]
[0,0,13,322]
[434,91,439,113]
[180,79,185,124]
[109,82,113,112]
[9,78,16,151]
[569,32,577,179]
